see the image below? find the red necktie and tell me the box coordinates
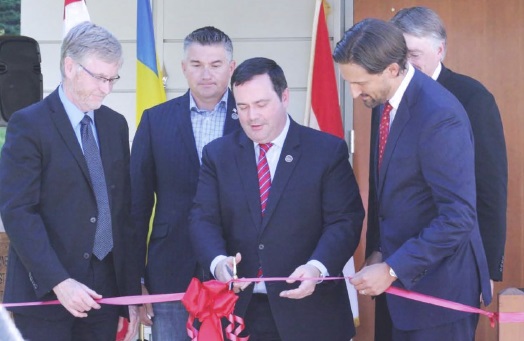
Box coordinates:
[257,143,273,215]
[378,102,392,169]
[257,143,272,279]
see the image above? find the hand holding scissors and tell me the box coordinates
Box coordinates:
[227,257,238,290]
[219,253,251,293]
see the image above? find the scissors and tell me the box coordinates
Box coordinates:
[227,257,238,290]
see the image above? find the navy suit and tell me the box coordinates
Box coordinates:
[131,90,239,294]
[438,65,507,281]
[366,70,491,331]
[0,88,140,319]
[189,118,365,341]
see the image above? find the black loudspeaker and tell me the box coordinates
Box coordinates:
[0,36,43,126]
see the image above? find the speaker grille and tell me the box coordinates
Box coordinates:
[0,36,43,125]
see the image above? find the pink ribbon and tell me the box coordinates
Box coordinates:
[385,286,497,327]
[232,276,524,327]
[2,293,184,308]
[3,276,524,328]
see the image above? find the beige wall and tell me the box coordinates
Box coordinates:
[20,0,348,140]
[0,0,349,232]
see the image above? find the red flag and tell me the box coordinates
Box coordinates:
[304,0,359,325]
[63,0,90,36]
[304,0,344,139]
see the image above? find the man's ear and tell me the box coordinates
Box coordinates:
[385,63,401,78]
[436,41,446,61]
[64,56,76,78]
[281,87,290,107]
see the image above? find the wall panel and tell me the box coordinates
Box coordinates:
[352,1,524,340]
[20,0,343,140]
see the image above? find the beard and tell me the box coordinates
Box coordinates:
[361,86,390,109]
[361,95,382,109]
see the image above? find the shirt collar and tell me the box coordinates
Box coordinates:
[388,63,415,110]
[58,84,94,127]
[272,114,290,149]
[431,62,442,81]
[254,114,290,150]
[189,90,228,113]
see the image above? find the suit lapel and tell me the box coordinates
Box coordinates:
[377,94,412,197]
[260,119,301,231]
[370,106,381,193]
[223,89,240,135]
[436,64,452,84]
[47,89,91,184]
[177,91,201,168]
[93,109,116,200]
[235,132,263,231]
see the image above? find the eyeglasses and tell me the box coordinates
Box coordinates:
[78,63,120,85]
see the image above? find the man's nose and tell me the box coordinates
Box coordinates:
[99,81,113,95]
[201,66,212,78]
[350,84,362,98]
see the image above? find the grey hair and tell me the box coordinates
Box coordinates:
[60,21,123,78]
[183,26,233,62]
[390,7,447,58]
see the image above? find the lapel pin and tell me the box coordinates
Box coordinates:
[231,108,238,120]
[285,155,293,162]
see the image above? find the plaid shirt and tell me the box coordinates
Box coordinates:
[190,91,228,163]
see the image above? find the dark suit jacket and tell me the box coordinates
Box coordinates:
[366,70,492,330]
[189,118,365,341]
[0,88,140,319]
[131,90,239,294]
[438,65,507,281]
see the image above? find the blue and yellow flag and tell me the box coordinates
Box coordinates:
[136,0,166,124]
[136,0,165,257]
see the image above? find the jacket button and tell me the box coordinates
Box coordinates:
[83,253,90,259]
[258,244,264,250]
[90,217,97,223]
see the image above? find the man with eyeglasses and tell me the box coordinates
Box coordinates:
[78,63,121,85]
[0,22,140,341]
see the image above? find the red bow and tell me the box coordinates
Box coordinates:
[182,278,249,341]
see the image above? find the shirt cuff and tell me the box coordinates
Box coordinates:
[307,260,329,283]
[210,255,227,279]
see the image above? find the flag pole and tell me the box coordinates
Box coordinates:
[304,0,322,126]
